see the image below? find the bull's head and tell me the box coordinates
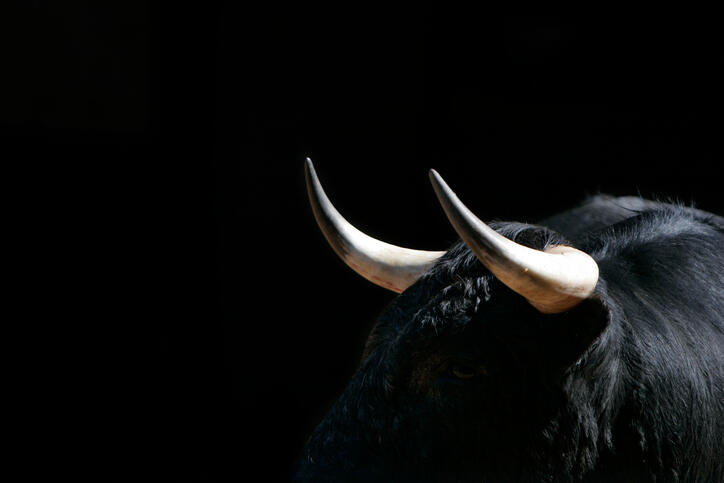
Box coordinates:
[296,159,608,481]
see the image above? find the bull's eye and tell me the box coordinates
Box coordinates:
[448,363,477,380]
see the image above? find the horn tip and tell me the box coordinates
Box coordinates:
[304,157,318,180]
[428,168,444,188]
[428,168,452,200]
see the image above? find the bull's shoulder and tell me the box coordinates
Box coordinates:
[542,194,723,241]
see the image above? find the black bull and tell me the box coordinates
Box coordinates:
[294,168,724,482]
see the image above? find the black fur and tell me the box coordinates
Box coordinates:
[295,196,724,482]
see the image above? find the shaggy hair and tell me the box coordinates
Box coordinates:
[296,199,724,482]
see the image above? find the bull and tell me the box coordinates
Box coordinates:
[295,158,724,482]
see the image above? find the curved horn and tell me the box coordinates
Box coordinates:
[305,158,445,293]
[429,169,599,313]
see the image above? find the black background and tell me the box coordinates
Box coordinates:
[7,4,722,481]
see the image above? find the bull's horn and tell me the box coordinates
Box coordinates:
[428,169,599,313]
[305,158,445,293]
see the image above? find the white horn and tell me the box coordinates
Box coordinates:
[305,158,445,293]
[429,169,599,313]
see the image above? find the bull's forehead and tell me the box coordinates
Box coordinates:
[360,235,551,368]
[362,270,496,359]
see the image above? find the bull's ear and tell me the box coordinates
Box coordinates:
[544,295,611,371]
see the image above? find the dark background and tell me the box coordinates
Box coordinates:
[7,4,722,481]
